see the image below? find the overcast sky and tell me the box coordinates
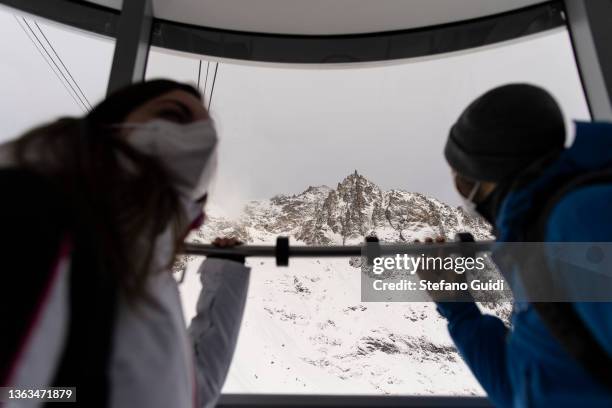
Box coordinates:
[0,5,590,211]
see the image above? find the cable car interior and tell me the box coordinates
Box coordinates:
[1,1,610,407]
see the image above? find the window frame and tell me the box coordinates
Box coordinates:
[1,0,609,405]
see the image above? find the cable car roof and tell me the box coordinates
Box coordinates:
[83,0,548,35]
[3,0,564,64]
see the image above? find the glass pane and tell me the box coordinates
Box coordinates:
[146,28,590,395]
[0,5,115,143]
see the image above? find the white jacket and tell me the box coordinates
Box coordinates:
[7,257,250,408]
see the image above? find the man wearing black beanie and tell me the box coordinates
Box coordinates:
[429,84,612,407]
[446,83,566,182]
[444,84,566,225]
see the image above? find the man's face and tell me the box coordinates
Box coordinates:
[451,169,497,203]
[452,170,477,199]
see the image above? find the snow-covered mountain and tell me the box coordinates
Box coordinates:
[177,172,508,396]
[191,171,492,246]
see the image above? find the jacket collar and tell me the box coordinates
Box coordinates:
[495,121,612,242]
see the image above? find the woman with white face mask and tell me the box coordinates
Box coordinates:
[0,80,249,408]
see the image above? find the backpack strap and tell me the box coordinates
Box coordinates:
[0,169,68,385]
[523,168,612,390]
[48,232,118,407]
[47,212,119,408]
[0,168,119,405]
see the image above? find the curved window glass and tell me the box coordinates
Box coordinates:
[0,6,115,143]
[0,1,593,399]
[152,28,589,396]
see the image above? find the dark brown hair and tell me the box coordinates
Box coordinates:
[13,81,201,299]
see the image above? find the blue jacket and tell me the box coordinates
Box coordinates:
[438,121,612,407]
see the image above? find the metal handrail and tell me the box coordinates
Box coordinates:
[181,236,496,266]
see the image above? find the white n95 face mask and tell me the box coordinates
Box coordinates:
[123,119,218,202]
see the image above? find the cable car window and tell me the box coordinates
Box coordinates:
[0,6,115,144]
[161,27,588,395]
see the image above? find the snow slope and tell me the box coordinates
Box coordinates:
[177,172,507,395]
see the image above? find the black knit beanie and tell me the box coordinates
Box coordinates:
[444,84,565,182]
[86,79,201,125]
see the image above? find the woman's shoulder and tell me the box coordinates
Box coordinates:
[0,167,69,221]
[0,167,73,385]
[0,166,59,189]
[0,166,72,290]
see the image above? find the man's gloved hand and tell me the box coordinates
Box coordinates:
[415,236,473,302]
[207,237,246,264]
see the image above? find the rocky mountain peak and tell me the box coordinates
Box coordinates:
[337,170,379,195]
[192,172,492,246]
